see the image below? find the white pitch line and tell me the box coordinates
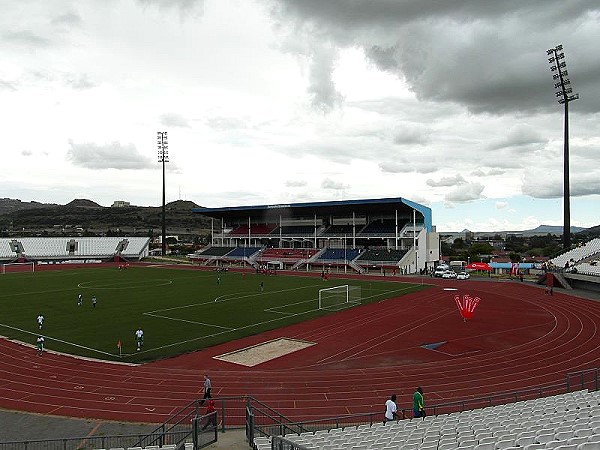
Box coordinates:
[143,313,233,330]
[0,323,119,358]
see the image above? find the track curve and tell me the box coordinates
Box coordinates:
[1,275,599,425]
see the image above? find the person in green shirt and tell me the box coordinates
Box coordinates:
[413,387,425,419]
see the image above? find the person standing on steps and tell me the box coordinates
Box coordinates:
[413,387,426,419]
[200,374,212,405]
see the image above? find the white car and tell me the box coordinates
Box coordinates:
[457,272,470,280]
[442,270,457,279]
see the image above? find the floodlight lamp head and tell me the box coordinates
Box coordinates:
[556,44,563,51]
[551,65,557,71]
[555,92,563,97]
[553,74,560,80]
[554,82,562,88]
[547,49,554,55]
[556,53,565,60]
[548,57,555,63]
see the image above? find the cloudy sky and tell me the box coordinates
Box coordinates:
[1,0,599,232]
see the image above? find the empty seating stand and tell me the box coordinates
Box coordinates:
[259,390,600,450]
[1,237,150,261]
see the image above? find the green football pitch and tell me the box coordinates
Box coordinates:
[0,266,429,362]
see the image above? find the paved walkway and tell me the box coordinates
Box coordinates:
[0,409,249,449]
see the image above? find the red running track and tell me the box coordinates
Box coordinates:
[1,274,599,425]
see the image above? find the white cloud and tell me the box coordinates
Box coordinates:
[445,182,485,203]
[160,113,191,128]
[427,175,466,188]
[321,178,348,190]
[285,180,308,188]
[66,141,154,170]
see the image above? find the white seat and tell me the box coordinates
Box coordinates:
[537,433,557,444]
[496,439,516,449]
[556,432,575,441]
[474,444,494,450]
[524,444,545,450]
[575,429,592,438]
[577,443,600,450]
[517,437,536,446]
[439,441,459,450]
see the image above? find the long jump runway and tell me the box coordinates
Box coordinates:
[1,276,599,425]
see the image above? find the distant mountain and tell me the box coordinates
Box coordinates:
[442,224,595,236]
[521,224,587,236]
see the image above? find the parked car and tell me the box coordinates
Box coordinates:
[442,270,457,279]
[434,267,448,277]
[457,272,470,280]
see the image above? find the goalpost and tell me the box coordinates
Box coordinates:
[318,285,361,310]
[1,262,35,274]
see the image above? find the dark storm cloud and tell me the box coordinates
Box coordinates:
[267,0,600,115]
[66,141,154,170]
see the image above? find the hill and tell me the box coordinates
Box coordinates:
[0,198,209,237]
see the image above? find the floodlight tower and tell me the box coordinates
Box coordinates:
[157,131,169,256]
[546,45,578,250]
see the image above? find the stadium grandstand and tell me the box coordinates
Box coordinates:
[0,236,150,265]
[190,197,440,273]
[542,237,600,292]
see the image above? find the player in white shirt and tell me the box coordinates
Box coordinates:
[36,336,45,355]
[135,328,144,351]
[37,314,44,330]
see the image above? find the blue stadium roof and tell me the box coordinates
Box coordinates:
[193,197,433,231]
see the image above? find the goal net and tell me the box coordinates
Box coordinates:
[318,285,361,310]
[1,262,35,274]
